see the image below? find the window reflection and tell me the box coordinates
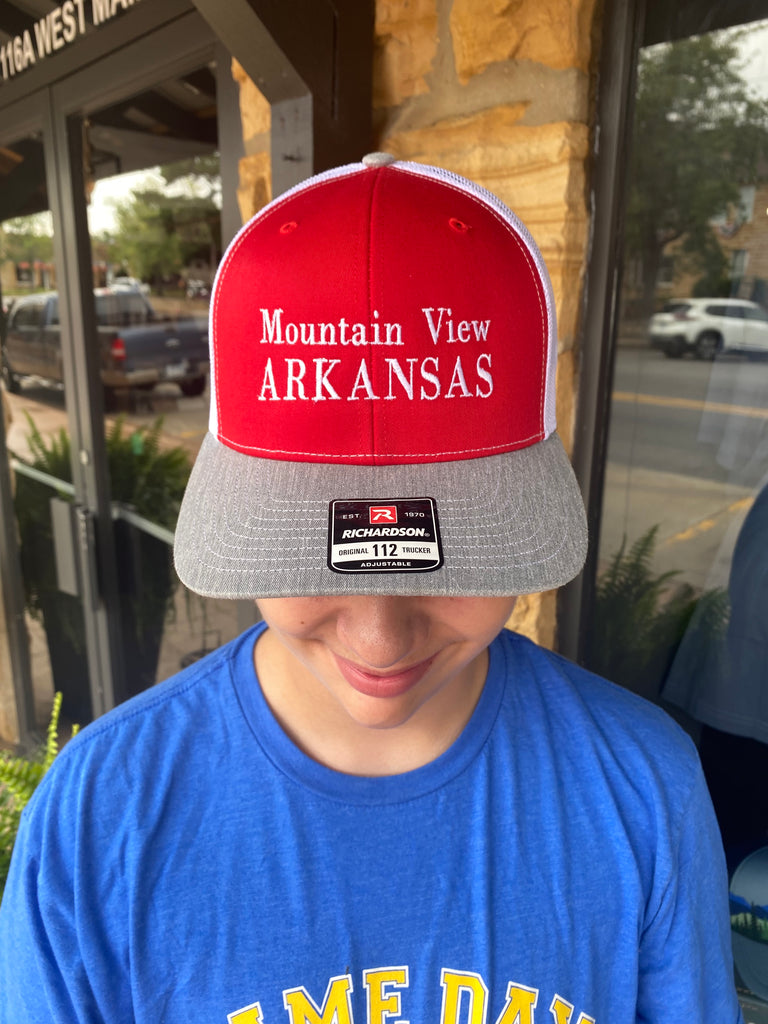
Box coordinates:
[585,19,768,1013]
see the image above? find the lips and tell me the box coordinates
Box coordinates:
[333,652,436,699]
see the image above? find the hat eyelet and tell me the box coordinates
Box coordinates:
[280,221,298,235]
[449,217,470,234]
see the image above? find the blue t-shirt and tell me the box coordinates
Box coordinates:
[0,627,743,1023]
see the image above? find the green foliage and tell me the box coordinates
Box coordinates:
[0,213,54,265]
[160,155,221,203]
[112,190,185,287]
[0,693,77,899]
[584,526,729,696]
[12,411,192,714]
[731,911,768,945]
[18,411,190,523]
[101,416,191,528]
[14,413,191,624]
[16,414,192,706]
[626,30,768,316]
[689,228,733,297]
[110,163,221,289]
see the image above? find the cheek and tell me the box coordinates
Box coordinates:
[256,598,334,638]
[443,598,517,639]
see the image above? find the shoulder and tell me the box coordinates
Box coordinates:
[492,628,703,798]
[23,624,262,830]
[496,628,693,738]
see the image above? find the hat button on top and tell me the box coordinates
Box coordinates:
[362,152,397,168]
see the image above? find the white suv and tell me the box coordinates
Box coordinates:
[648,298,768,359]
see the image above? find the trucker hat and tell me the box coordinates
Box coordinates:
[173,153,587,598]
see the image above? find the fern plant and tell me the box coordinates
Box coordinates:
[0,693,78,899]
[13,414,192,716]
[19,411,190,526]
[584,525,729,698]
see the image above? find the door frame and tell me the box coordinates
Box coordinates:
[1,12,246,732]
[0,92,46,739]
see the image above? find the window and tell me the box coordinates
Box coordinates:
[731,249,749,279]
[584,14,768,1017]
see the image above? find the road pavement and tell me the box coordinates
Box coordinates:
[599,343,768,593]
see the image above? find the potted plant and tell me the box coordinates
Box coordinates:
[12,415,191,721]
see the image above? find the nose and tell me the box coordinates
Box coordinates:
[336,597,423,670]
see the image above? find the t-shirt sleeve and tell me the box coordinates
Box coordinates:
[636,761,744,1023]
[0,761,131,1023]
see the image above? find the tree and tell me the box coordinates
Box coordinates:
[112,190,184,290]
[0,213,54,266]
[160,155,221,206]
[159,157,221,277]
[109,157,221,290]
[626,31,768,317]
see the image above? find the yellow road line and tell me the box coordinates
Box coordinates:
[662,496,754,547]
[612,391,768,420]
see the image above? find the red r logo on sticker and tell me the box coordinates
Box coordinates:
[369,505,398,524]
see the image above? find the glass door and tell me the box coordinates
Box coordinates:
[79,60,246,695]
[0,11,256,739]
[1,106,92,734]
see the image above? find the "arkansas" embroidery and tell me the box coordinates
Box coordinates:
[256,355,493,402]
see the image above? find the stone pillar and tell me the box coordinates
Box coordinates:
[231,59,272,224]
[373,0,599,646]
[231,0,601,647]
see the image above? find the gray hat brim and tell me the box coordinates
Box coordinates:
[173,432,587,598]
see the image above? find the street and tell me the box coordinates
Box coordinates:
[601,343,768,591]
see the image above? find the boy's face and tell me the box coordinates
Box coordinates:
[255,595,516,737]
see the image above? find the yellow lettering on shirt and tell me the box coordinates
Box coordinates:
[440,968,489,1024]
[283,975,354,1024]
[363,966,409,1024]
[227,1002,264,1024]
[495,983,539,1024]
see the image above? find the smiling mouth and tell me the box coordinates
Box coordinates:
[333,653,436,699]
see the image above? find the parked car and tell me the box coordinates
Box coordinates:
[1,288,208,400]
[110,275,150,295]
[185,279,210,300]
[648,298,768,359]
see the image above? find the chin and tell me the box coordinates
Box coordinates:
[342,693,424,732]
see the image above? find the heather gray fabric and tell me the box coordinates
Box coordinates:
[173,431,587,598]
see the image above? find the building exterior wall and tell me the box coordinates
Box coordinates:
[234,0,602,646]
[637,182,768,309]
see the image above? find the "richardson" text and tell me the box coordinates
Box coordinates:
[340,528,428,539]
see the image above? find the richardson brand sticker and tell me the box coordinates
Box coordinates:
[328,498,443,574]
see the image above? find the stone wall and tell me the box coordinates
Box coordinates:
[233,0,601,646]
